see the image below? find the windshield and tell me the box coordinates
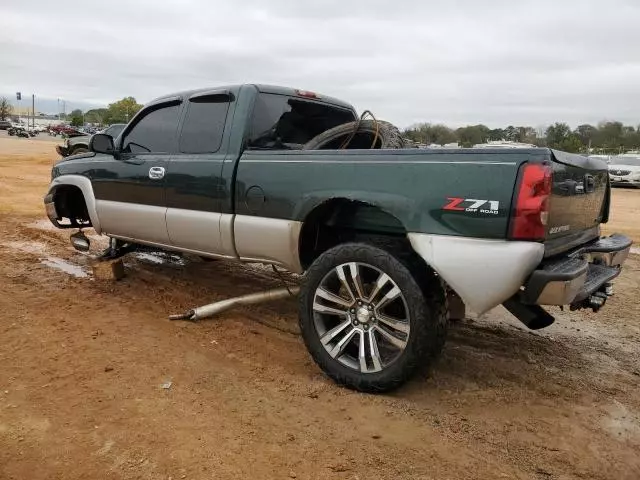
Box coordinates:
[610,157,640,166]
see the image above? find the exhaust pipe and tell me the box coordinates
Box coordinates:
[70,231,90,252]
[169,286,300,322]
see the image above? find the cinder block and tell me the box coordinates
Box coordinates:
[92,258,125,281]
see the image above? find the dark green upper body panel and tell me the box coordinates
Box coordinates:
[233,149,536,238]
[51,83,607,243]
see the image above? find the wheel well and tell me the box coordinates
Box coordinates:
[53,185,91,225]
[298,199,407,269]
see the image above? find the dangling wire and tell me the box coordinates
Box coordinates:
[339,110,380,149]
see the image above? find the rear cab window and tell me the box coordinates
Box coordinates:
[248,93,356,150]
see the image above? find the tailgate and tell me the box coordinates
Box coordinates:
[544,149,609,256]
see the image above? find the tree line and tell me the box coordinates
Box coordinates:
[403,121,640,154]
[66,97,143,126]
[0,96,143,127]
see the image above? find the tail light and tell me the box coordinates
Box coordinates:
[510,163,552,241]
[295,89,320,99]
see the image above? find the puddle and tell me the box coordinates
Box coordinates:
[3,241,48,255]
[40,257,90,278]
[134,252,186,266]
[28,219,57,231]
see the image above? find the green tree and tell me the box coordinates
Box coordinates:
[503,125,518,141]
[403,123,456,145]
[488,128,505,141]
[456,124,490,147]
[70,109,83,127]
[85,108,108,124]
[545,123,583,152]
[0,97,13,121]
[515,126,537,144]
[595,121,624,150]
[575,124,597,148]
[104,97,142,124]
[545,122,571,147]
[559,134,583,153]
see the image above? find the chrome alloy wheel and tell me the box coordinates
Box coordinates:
[312,262,410,373]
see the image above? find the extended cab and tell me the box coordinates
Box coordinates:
[44,84,632,392]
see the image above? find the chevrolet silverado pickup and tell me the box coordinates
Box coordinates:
[43,84,632,392]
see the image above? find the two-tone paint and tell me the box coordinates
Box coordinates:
[47,84,611,314]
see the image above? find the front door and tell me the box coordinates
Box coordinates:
[92,99,182,245]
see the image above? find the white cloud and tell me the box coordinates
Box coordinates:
[1,0,639,127]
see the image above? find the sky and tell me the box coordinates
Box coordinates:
[1,0,639,128]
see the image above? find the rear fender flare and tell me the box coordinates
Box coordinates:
[294,190,417,227]
[47,175,101,234]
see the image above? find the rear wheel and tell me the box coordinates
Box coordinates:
[298,242,448,392]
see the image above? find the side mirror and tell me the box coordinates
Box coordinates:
[90,133,115,154]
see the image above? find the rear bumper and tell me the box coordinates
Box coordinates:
[520,234,631,306]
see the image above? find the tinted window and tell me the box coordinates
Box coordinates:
[179,95,229,153]
[104,124,125,138]
[248,93,355,150]
[122,103,180,154]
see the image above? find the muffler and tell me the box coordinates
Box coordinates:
[70,231,90,252]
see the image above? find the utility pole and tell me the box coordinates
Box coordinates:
[32,94,35,129]
[16,92,21,124]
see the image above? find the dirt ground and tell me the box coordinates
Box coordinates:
[1,134,639,480]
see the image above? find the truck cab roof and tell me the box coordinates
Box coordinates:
[148,84,355,111]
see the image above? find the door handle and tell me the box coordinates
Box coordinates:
[148,166,165,180]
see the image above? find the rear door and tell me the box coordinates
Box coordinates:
[545,150,609,255]
[92,99,182,244]
[164,90,234,255]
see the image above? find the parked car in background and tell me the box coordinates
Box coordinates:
[56,123,126,157]
[49,124,84,137]
[0,120,12,130]
[7,125,32,138]
[609,156,640,187]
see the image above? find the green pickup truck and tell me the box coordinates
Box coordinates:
[44,84,632,392]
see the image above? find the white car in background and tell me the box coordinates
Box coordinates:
[608,156,640,188]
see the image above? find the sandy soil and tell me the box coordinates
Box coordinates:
[1,135,639,480]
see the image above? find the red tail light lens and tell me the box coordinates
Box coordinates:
[510,163,552,241]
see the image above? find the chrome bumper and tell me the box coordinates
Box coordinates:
[521,234,632,306]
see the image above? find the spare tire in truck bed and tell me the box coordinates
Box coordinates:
[303,120,406,150]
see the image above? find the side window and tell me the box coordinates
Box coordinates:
[179,95,230,153]
[122,103,180,154]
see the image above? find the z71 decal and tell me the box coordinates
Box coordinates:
[443,197,500,215]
